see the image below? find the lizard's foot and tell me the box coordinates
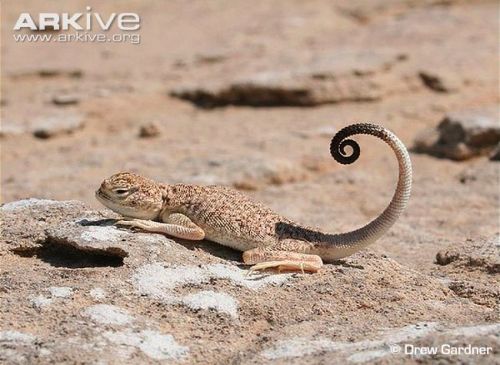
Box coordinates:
[243,248,323,275]
[116,219,154,231]
[248,260,321,275]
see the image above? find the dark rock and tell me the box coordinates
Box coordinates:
[170,50,407,108]
[52,94,80,106]
[489,142,500,161]
[418,69,461,93]
[138,122,161,138]
[32,114,85,139]
[38,69,83,78]
[413,108,500,160]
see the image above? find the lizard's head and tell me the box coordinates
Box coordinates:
[96,172,163,219]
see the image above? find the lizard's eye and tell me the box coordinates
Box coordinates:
[114,189,129,195]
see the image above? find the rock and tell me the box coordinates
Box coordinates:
[435,236,499,274]
[181,290,239,318]
[46,223,130,259]
[194,51,228,65]
[32,114,85,139]
[102,330,189,361]
[489,142,500,161]
[52,94,80,106]
[434,236,499,307]
[0,198,215,266]
[89,288,106,301]
[84,304,134,325]
[260,322,440,361]
[49,287,73,298]
[413,108,500,160]
[30,295,53,310]
[1,199,90,250]
[1,199,499,364]
[0,124,25,137]
[418,69,461,92]
[170,50,407,107]
[9,68,83,79]
[37,68,83,78]
[0,331,39,364]
[447,280,499,308]
[138,122,161,138]
[176,155,311,190]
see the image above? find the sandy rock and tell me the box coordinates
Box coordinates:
[32,113,85,139]
[0,199,178,267]
[413,108,500,160]
[0,331,39,365]
[49,286,73,298]
[102,330,189,360]
[170,50,407,107]
[435,236,499,274]
[181,290,239,318]
[30,295,53,310]
[1,199,498,364]
[194,50,228,65]
[418,69,462,93]
[434,236,499,307]
[89,288,106,301]
[489,142,500,161]
[37,68,83,78]
[52,94,80,106]
[46,223,130,259]
[9,68,83,79]
[0,199,90,251]
[0,124,25,138]
[138,121,161,138]
[176,155,313,190]
[84,304,134,325]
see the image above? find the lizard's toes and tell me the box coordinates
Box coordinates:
[115,220,142,230]
[247,261,284,275]
[116,220,134,226]
[248,260,319,275]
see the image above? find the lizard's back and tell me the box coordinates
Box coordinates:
[166,184,287,250]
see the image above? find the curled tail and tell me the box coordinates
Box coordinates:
[318,123,412,260]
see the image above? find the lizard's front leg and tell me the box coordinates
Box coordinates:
[243,247,323,274]
[117,213,205,240]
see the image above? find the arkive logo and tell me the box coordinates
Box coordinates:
[13,6,140,31]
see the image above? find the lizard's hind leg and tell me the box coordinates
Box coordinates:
[243,247,323,274]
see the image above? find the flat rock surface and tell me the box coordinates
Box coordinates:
[170,50,410,107]
[1,1,499,364]
[1,200,498,364]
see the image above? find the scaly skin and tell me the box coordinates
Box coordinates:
[96,123,412,273]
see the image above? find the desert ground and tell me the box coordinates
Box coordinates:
[1,1,499,364]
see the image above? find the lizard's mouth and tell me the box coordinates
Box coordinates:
[95,189,111,202]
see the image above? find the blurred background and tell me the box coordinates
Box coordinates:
[1,0,498,270]
[1,2,499,363]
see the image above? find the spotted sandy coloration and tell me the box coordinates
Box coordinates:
[96,123,412,272]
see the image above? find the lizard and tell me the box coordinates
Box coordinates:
[95,123,412,273]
